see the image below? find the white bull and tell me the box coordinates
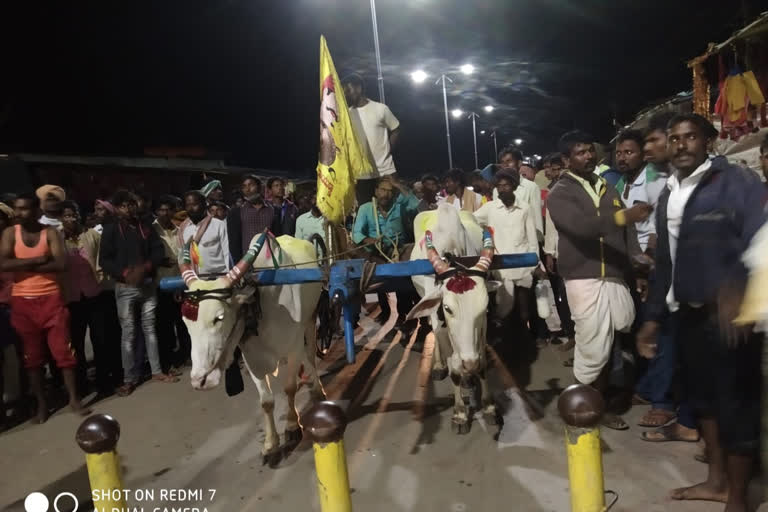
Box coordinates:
[179,233,325,463]
[406,204,499,434]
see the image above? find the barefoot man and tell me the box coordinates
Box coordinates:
[0,192,90,422]
[638,114,765,511]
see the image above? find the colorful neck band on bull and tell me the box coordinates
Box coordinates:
[181,244,192,264]
[471,229,494,273]
[482,229,493,249]
[180,241,199,286]
[225,231,269,284]
[243,232,268,265]
[424,230,451,275]
[424,230,436,250]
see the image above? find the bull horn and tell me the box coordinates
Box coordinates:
[424,230,451,275]
[224,231,269,286]
[472,229,495,273]
[179,240,199,286]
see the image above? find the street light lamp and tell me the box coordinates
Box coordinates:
[411,67,476,169]
[514,138,524,146]
[410,70,428,84]
[483,105,494,113]
[480,130,486,135]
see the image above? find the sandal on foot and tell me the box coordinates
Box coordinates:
[152,373,180,383]
[641,424,700,443]
[637,409,676,427]
[601,413,629,431]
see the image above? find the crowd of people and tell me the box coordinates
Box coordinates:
[0,71,766,512]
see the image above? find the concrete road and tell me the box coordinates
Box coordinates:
[0,300,760,512]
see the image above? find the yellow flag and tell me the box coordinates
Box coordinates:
[316,35,372,224]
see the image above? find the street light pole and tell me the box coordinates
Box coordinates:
[438,74,454,169]
[468,112,480,169]
[491,131,498,163]
[369,0,386,103]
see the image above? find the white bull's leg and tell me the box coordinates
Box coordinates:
[448,355,470,435]
[283,350,302,446]
[478,366,498,426]
[303,317,326,402]
[244,359,281,464]
[430,311,449,381]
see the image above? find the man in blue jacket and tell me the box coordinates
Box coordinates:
[637,114,766,510]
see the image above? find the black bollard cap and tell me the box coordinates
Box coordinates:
[76,414,121,453]
[557,384,605,428]
[302,401,348,444]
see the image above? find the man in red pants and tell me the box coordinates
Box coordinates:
[0,192,90,423]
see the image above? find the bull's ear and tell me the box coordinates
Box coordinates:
[486,280,502,293]
[406,289,442,321]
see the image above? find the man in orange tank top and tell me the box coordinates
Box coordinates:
[0,192,90,423]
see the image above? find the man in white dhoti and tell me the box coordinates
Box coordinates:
[547,130,651,430]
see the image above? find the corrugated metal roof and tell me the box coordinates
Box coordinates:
[6,153,316,182]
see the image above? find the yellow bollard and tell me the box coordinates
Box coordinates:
[558,384,606,512]
[75,414,127,512]
[302,401,353,512]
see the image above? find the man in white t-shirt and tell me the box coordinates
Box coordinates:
[343,73,401,205]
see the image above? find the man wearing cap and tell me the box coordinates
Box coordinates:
[200,179,224,203]
[36,185,66,228]
[342,73,401,206]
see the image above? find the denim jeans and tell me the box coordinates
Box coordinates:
[115,282,161,384]
[635,311,679,411]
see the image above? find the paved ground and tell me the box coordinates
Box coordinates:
[1,299,764,512]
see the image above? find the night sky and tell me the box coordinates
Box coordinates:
[0,0,763,178]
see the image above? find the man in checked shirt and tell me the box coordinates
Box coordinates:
[227,174,281,262]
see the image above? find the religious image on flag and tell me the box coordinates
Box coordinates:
[316,35,372,224]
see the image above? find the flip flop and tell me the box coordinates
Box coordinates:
[637,409,677,428]
[601,413,629,431]
[641,424,700,443]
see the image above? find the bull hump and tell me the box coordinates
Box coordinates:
[412,209,481,255]
[250,235,319,268]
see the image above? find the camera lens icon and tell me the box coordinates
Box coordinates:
[25,492,79,512]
